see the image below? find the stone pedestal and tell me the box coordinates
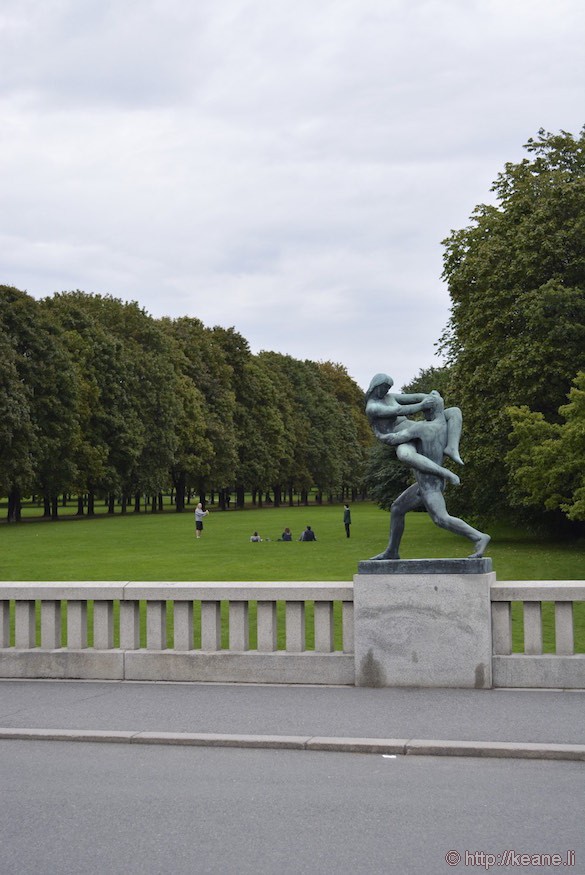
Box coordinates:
[354,559,495,689]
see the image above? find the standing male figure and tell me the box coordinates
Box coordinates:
[194,502,210,539]
[371,391,490,560]
[343,504,351,538]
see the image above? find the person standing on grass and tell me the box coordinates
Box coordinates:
[194,502,210,539]
[343,504,351,538]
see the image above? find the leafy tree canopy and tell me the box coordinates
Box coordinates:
[439,127,585,527]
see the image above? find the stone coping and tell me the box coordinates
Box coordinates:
[357,558,493,575]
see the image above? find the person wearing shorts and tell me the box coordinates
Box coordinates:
[194,502,209,538]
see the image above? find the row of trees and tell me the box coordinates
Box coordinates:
[0,287,372,522]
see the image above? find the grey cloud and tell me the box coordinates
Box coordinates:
[1,0,585,394]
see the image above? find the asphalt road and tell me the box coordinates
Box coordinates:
[1,740,583,875]
[1,680,584,744]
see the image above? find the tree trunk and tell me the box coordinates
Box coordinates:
[108,493,116,514]
[175,473,186,513]
[273,485,281,508]
[134,492,141,513]
[87,491,95,516]
[7,488,22,523]
[158,493,163,512]
[121,494,128,514]
[236,486,245,509]
[51,496,59,519]
[77,495,84,516]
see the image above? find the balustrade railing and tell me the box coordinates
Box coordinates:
[2,579,583,688]
[491,581,585,688]
[0,582,354,685]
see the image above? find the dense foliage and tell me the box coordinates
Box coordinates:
[0,287,372,521]
[439,128,585,531]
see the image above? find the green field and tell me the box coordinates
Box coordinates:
[2,502,584,653]
[2,501,585,582]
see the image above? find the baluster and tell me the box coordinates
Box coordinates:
[491,602,512,655]
[120,601,140,649]
[15,601,36,648]
[41,600,62,649]
[174,601,194,651]
[229,602,249,651]
[201,601,221,650]
[314,602,334,652]
[342,601,354,653]
[285,602,305,652]
[555,601,574,655]
[0,600,11,647]
[93,601,114,650]
[147,601,166,650]
[257,601,277,652]
[523,601,542,655]
[67,601,87,649]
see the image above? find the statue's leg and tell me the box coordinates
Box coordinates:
[444,407,464,465]
[422,488,491,557]
[370,484,422,560]
[396,443,460,486]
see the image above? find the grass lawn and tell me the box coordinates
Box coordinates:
[1,502,584,652]
[2,501,585,582]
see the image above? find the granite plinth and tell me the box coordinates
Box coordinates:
[353,570,495,689]
[358,558,492,575]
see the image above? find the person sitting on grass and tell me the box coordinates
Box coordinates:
[279,528,292,541]
[299,525,316,542]
[250,531,262,542]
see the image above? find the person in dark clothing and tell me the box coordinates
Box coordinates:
[299,526,316,541]
[343,504,351,538]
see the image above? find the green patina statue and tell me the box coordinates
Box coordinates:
[365,373,490,560]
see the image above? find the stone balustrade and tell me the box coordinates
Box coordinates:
[0,579,583,687]
[491,581,585,688]
[0,582,354,685]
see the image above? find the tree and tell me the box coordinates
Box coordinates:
[400,365,454,402]
[42,293,141,513]
[160,317,237,504]
[0,324,36,518]
[0,286,80,521]
[51,293,180,510]
[440,128,585,525]
[507,372,585,525]
[317,361,371,499]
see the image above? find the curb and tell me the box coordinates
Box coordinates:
[0,728,584,761]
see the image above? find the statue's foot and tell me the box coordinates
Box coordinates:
[369,551,400,560]
[468,534,491,559]
[444,469,461,486]
[445,446,464,466]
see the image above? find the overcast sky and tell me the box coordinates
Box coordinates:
[2,0,584,391]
